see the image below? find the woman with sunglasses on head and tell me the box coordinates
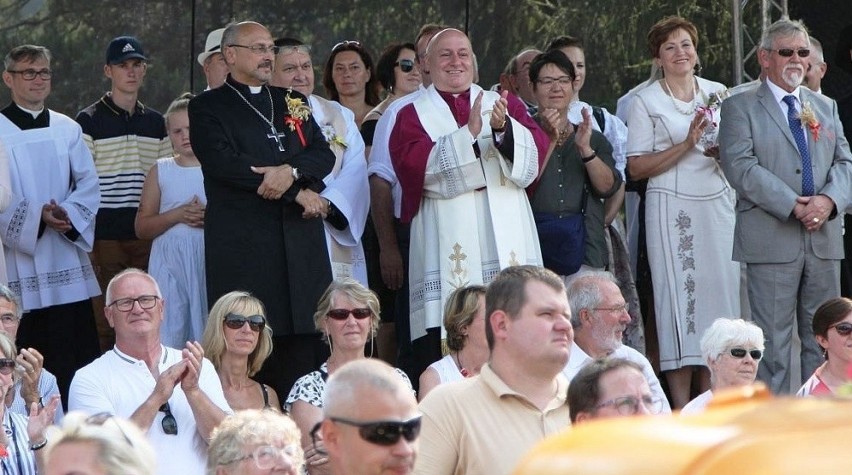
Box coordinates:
[798,298,852,397]
[626,16,739,409]
[0,332,60,474]
[285,278,412,474]
[202,291,279,412]
[323,41,380,127]
[681,318,764,414]
[361,42,421,158]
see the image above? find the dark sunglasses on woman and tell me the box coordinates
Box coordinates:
[224,313,266,331]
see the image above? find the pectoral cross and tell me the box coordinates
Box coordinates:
[267,125,287,152]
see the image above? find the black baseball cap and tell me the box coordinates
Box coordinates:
[106,36,147,65]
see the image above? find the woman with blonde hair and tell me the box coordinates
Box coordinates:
[418,285,488,400]
[202,291,278,411]
[44,411,155,475]
[285,278,411,474]
[207,410,303,475]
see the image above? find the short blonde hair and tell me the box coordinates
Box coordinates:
[312,279,380,344]
[207,410,304,474]
[45,411,156,475]
[202,291,273,377]
[443,285,486,352]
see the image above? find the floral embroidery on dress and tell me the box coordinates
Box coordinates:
[675,210,697,334]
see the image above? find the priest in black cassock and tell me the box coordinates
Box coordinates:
[188,21,335,398]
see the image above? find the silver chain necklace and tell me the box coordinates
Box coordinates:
[225,81,287,152]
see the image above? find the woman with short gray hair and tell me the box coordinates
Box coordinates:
[681,318,764,414]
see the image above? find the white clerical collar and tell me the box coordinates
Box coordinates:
[248,85,262,94]
[16,104,44,118]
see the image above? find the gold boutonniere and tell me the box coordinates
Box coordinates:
[799,101,821,141]
[284,90,311,147]
[321,124,348,150]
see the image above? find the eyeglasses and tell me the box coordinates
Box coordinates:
[536,76,573,88]
[593,303,630,314]
[224,313,266,332]
[228,44,280,55]
[596,395,664,415]
[6,69,52,80]
[0,358,16,375]
[729,348,763,360]
[85,412,134,446]
[396,59,415,73]
[109,295,159,312]
[159,402,177,435]
[233,445,300,469]
[330,416,422,446]
[332,40,362,52]
[771,48,810,58]
[326,308,372,320]
[830,322,852,336]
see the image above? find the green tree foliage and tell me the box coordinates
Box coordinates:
[0,0,770,116]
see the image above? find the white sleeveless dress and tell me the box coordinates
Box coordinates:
[149,157,208,347]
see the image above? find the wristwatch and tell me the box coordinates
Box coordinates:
[291,167,301,180]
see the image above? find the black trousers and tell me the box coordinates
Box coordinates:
[18,299,101,410]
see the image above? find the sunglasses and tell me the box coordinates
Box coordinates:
[729,348,763,360]
[771,48,810,58]
[332,40,362,52]
[224,313,266,332]
[330,416,422,446]
[830,322,852,336]
[0,358,15,375]
[326,308,372,320]
[396,59,415,73]
[159,402,178,435]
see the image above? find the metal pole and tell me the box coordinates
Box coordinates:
[732,0,743,86]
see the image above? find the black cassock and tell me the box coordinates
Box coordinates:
[189,76,335,335]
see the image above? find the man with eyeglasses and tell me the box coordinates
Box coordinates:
[720,18,852,394]
[0,44,102,411]
[76,35,171,353]
[320,359,419,475]
[0,285,63,424]
[568,357,665,423]
[69,268,230,475]
[270,37,370,288]
[498,48,541,112]
[189,21,335,402]
[564,271,670,413]
[415,265,571,474]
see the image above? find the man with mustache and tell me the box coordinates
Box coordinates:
[188,21,335,400]
[563,271,670,413]
[720,18,852,394]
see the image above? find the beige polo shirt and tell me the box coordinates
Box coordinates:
[414,363,571,475]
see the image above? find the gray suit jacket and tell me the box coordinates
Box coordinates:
[719,82,852,263]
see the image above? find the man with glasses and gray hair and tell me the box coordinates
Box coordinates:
[318,358,419,474]
[568,357,666,423]
[0,285,63,423]
[564,271,670,413]
[69,268,231,475]
[0,44,101,410]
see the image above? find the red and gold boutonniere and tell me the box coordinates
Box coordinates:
[284,91,312,147]
[0,443,8,458]
[799,101,821,141]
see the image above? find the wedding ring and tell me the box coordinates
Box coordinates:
[813,217,820,223]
